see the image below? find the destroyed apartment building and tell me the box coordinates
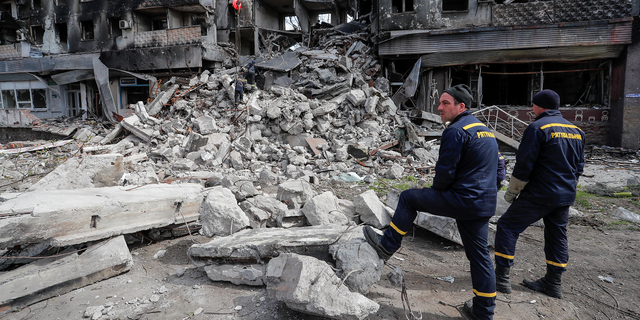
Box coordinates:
[1,0,640,319]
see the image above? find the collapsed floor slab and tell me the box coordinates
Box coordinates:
[0,183,204,248]
[0,236,133,314]
[188,224,354,267]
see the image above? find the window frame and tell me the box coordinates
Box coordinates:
[0,81,48,110]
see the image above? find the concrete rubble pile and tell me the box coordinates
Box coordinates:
[0,30,443,318]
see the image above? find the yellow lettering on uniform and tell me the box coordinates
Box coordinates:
[476,132,495,138]
[551,132,582,140]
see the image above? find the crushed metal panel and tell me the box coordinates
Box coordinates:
[92,58,118,123]
[419,45,627,67]
[51,70,95,85]
[379,20,633,56]
[257,51,301,72]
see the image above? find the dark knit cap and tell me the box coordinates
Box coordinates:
[532,89,560,110]
[444,84,473,108]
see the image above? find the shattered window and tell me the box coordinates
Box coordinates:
[16,89,32,109]
[81,20,94,40]
[31,25,44,45]
[392,0,414,13]
[109,17,122,38]
[192,16,208,36]
[285,16,300,31]
[32,89,46,108]
[1,90,16,109]
[317,14,331,24]
[443,0,468,12]
[152,19,167,30]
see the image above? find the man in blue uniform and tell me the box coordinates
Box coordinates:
[494,89,585,299]
[364,84,498,320]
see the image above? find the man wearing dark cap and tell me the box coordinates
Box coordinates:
[363,84,499,320]
[494,89,585,299]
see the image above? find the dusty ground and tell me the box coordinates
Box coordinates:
[2,163,640,320]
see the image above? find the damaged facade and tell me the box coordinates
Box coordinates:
[369,0,640,148]
[0,0,354,124]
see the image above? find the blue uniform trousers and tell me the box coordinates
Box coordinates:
[381,188,496,320]
[494,197,569,273]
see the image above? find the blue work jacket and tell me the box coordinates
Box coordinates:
[513,110,585,207]
[433,111,499,217]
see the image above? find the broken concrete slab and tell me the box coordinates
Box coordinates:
[264,253,379,320]
[329,227,384,295]
[346,89,366,107]
[199,186,250,237]
[302,191,350,226]
[0,236,133,313]
[204,264,265,286]
[121,115,156,142]
[276,179,317,209]
[147,84,178,116]
[0,184,205,248]
[240,194,288,228]
[354,190,392,229]
[415,212,497,247]
[385,163,404,180]
[27,154,124,192]
[257,51,301,72]
[188,224,352,266]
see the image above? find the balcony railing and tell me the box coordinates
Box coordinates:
[134,26,202,48]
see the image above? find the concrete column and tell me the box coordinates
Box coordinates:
[620,20,640,149]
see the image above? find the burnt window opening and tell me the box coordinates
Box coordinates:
[30,25,44,44]
[0,2,11,13]
[191,16,207,36]
[317,13,331,24]
[392,0,414,13]
[284,15,300,31]
[32,0,41,9]
[478,62,609,107]
[56,23,67,45]
[119,77,149,109]
[152,18,167,30]
[109,17,122,38]
[81,20,94,40]
[443,0,468,12]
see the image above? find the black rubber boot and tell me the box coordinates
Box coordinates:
[459,299,479,320]
[495,264,512,294]
[523,267,563,299]
[363,226,393,261]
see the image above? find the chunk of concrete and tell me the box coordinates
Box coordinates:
[277,179,317,209]
[346,89,366,107]
[264,253,379,320]
[204,264,265,286]
[302,191,349,226]
[188,224,352,266]
[0,184,204,248]
[329,227,384,295]
[611,206,640,223]
[184,132,209,153]
[200,186,250,237]
[354,190,392,228]
[277,209,307,228]
[385,163,404,180]
[338,199,359,223]
[121,115,156,142]
[28,154,124,191]
[0,236,133,313]
[415,212,497,247]
[240,194,288,228]
[148,84,178,116]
